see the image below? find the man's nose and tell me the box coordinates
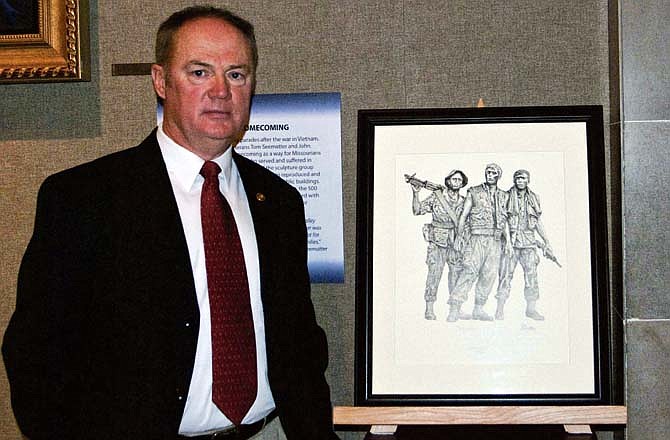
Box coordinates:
[208,76,230,99]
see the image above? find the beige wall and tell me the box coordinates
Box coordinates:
[1,1,629,439]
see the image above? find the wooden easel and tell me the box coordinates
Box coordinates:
[333,405,627,435]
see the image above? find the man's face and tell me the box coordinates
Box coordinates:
[447,174,463,190]
[514,174,528,190]
[485,167,500,185]
[151,17,255,159]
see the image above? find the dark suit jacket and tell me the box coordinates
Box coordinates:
[2,131,339,440]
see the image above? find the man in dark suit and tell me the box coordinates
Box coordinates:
[3,6,340,440]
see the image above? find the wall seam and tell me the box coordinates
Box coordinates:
[625,318,670,323]
[614,0,628,422]
[621,119,670,123]
[401,0,407,106]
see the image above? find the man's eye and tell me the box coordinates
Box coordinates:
[228,71,246,82]
[189,69,210,78]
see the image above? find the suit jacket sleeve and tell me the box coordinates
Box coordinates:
[3,174,89,439]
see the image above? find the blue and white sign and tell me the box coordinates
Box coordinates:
[236,92,344,283]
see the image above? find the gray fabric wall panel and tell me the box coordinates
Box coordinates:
[621,0,670,121]
[623,123,670,319]
[401,2,609,108]
[0,1,627,439]
[626,321,670,439]
[620,0,670,437]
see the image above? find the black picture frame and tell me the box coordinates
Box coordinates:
[355,106,611,406]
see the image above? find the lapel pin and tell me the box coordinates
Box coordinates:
[256,192,266,202]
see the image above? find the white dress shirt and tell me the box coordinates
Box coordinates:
[157,125,276,436]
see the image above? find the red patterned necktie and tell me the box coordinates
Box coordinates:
[200,160,257,426]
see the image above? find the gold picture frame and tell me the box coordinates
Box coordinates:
[0,0,89,83]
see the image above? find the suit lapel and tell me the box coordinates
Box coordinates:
[121,131,195,297]
[118,132,200,417]
[233,152,276,304]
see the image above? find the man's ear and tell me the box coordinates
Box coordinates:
[151,64,167,100]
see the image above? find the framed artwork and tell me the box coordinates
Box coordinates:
[0,0,89,83]
[355,106,611,406]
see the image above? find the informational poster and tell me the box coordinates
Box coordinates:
[235,92,344,283]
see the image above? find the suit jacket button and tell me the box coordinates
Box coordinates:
[256,193,265,202]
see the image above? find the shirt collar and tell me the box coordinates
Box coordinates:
[157,123,233,191]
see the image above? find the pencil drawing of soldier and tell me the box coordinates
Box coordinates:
[495,169,561,321]
[447,163,512,322]
[405,170,468,320]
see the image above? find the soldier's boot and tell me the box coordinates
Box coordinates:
[446,304,462,322]
[495,298,506,320]
[424,301,436,320]
[472,304,494,321]
[525,300,545,321]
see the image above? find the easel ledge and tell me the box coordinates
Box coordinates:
[333,405,627,435]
